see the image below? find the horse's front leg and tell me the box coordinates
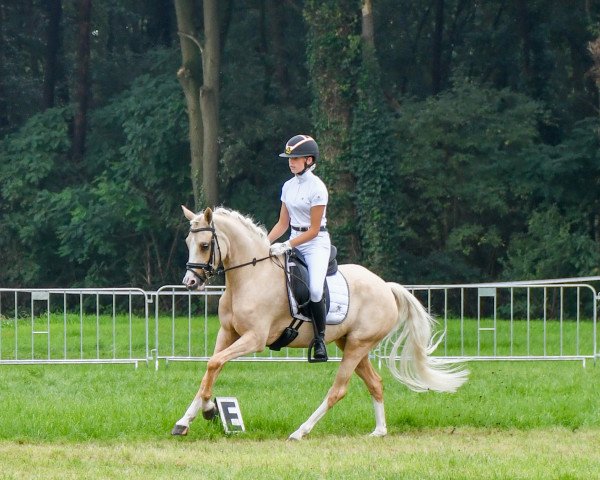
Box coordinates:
[172,329,263,436]
[171,326,237,435]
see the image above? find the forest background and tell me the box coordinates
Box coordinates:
[1,0,600,289]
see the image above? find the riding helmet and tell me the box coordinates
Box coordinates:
[279,135,319,162]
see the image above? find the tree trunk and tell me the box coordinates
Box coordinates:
[72,0,92,164]
[148,0,173,46]
[514,0,533,86]
[42,0,62,109]
[353,0,401,278]
[174,0,204,208]
[265,0,290,100]
[305,0,361,262]
[588,37,600,115]
[586,37,600,259]
[200,0,220,209]
[361,0,374,49]
[431,0,444,94]
[0,3,8,132]
[174,0,221,209]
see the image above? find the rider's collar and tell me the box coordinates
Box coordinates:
[295,166,315,182]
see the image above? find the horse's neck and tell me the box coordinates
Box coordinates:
[215,215,269,270]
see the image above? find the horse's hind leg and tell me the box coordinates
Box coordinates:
[288,340,373,441]
[333,338,386,436]
[354,355,387,437]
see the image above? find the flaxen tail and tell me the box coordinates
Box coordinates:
[384,282,468,393]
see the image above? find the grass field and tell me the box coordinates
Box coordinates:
[0,360,599,479]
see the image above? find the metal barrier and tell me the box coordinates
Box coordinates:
[0,288,151,367]
[1,278,598,368]
[399,278,599,367]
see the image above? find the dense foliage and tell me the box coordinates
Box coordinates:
[0,0,599,287]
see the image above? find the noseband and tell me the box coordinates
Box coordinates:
[186,225,223,283]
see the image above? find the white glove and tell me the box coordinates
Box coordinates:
[270,240,292,256]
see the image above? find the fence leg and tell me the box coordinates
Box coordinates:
[151,348,159,371]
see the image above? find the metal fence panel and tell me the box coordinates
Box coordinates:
[0,288,150,367]
[399,280,598,366]
[1,277,597,367]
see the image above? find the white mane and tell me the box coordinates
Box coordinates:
[214,207,269,243]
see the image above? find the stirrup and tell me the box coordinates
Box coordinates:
[308,338,328,363]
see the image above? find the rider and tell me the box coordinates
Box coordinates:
[268,134,330,362]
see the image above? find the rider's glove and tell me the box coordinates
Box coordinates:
[269,240,292,256]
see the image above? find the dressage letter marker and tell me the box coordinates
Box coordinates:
[215,397,245,433]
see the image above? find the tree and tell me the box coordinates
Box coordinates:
[42,0,62,109]
[72,0,92,163]
[431,0,444,94]
[218,1,311,226]
[590,36,600,114]
[503,206,600,280]
[396,81,544,281]
[174,0,221,209]
[350,0,402,278]
[0,67,190,287]
[0,2,8,132]
[304,0,361,262]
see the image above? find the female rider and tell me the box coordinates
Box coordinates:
[268,134,330,362]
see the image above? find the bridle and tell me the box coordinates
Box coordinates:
[185,225,223,284]
[185,223,273,284]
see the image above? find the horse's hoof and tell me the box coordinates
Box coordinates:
[171,424,189,436]
[369,428,387,438]
[202,407,218,421]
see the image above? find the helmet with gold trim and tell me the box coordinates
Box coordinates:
[278,135,319,162]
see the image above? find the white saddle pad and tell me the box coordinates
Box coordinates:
[288,270,350,325]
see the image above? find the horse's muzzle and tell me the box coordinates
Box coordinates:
[183,270,206,291]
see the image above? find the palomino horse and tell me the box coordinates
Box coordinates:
[172,206,468,440]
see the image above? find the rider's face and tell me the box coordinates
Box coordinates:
[288,156,311,174]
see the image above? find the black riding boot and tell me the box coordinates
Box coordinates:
[308,298,328,362]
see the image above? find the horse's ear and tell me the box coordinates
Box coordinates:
[181,205,196,221]
[204,207,213,224]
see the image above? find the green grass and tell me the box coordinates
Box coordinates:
[0,362,599,478]
[0,362,600,441]
[0,430,599,479]
[0,362,598,441]
[1,313,599,478]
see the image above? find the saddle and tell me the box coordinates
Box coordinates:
[287,246,338,317]
[269,245,338,352]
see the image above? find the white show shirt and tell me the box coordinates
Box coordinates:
[280,170,330,301]
[280,170,328,228]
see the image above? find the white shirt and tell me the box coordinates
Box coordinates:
[280,170,328,228]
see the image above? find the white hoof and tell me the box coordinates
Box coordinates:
[369,427,387,438]
[288,430,304,441]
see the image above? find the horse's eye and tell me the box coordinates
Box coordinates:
[200,243,210,251]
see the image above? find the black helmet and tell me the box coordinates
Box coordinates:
[279,135,319,162]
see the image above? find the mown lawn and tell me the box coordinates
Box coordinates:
[0,309,599,479]
[0,361,599,478]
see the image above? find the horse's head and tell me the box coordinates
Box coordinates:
[181,206,223,290]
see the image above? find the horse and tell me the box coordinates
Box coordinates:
[171,206,468,440]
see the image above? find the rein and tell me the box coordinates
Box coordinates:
[186,224,274,283]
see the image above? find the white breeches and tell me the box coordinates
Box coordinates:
[291,231,331,302]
